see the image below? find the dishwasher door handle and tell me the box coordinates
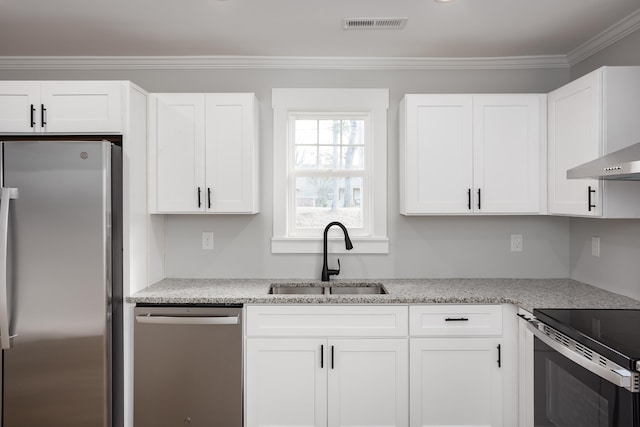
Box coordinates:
[135,315,239,325]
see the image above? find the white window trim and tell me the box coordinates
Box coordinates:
[272,88,389,254]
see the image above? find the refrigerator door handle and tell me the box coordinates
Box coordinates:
[0,187,19,350]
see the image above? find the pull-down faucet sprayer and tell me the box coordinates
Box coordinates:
[321,221,353,282]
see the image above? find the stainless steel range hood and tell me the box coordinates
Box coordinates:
[567,142,640,181]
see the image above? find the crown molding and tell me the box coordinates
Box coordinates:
[0,54,569,71]
[567,8,640,67]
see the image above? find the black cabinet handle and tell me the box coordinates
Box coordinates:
[477,188,481,210]
[497,344,502,368]
[445,317,469,322]
[207,187,212,209]
[516,313,531,321]
[320,344,324,369]
[197,187,202,208]
[588,186,596,211]
[40,104,46,128]
[467,189,471,210]
[331,345,334,370]
[30,104,35,127]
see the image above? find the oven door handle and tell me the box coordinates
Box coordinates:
[527,321,635,391]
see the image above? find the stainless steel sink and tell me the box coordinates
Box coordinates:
[269,284,326,295]
[329,283,387,295]
[269,282,387,295]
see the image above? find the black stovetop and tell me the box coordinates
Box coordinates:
[534,308,640,371]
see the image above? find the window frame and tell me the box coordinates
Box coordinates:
[272,88,389,254]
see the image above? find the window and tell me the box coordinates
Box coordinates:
[291,115,368,235]
[272,89,389,254]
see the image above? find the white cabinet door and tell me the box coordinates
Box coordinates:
[410,338,503,427]
[205,93,258,213]
[0,82,40,133]
[328,339,408,427]
[246,338,327,427]
[0,81,123,134]
[400,95,473,214]
[548,71,601,216]
[40,82,123,133]
[150,92,259,214]
[473,95,543,214]
[400,94,544,215]
[151,94,206,213]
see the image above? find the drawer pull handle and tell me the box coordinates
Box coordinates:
[445,317,469,322]
[321,344,324,369]
[588,186,596,211]
[331,345,335,370]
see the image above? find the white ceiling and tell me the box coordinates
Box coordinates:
[1,0,639,59]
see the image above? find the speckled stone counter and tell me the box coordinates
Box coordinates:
[127,278,640,312]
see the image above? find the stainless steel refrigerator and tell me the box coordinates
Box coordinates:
[0,138,123,427]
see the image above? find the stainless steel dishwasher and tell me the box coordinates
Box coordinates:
[134,305,243,427]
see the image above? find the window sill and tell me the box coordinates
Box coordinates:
[271,237,389,254]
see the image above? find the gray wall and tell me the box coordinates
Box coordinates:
[568,28,640,300]
[0,66,573,280]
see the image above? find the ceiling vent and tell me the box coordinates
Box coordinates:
[343,17,408,30]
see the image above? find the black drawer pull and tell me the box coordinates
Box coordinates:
[197,187,202,208]
[445,317,469,322]
[30,104,35,127]
[467,188,471,210]
[331,345,334,369]
[320,344,324,368]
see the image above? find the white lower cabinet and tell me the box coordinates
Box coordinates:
[409,304,517,427]
[245,305,409,427]
[328,339,408,427]
[245,304,517,427]
[246,338,327,427]
[410,337,503,427]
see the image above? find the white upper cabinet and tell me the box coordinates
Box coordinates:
[400,95,473,214]
[0,81,123,133]
[548,66,640,218]
[400,94,545,215]
[149,93,259,214]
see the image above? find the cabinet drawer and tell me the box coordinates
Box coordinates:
[246,305,408,337]
[410,305,502,337]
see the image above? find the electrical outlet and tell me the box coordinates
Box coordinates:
[511,234,523,252]
[202,232,214,250]
[592,236,600,257]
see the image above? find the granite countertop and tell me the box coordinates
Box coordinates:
[127,278,640,312]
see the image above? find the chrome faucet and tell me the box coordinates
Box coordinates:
[321,221,353,281]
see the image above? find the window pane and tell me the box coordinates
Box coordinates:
[294,118,366,171]
[295,120,318,145]
[318,120,341,145]
[318,145,340,170]
[341,120,364,146]
[295,176,363,229]
[295,145,318,169]
[341,145,364,170]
